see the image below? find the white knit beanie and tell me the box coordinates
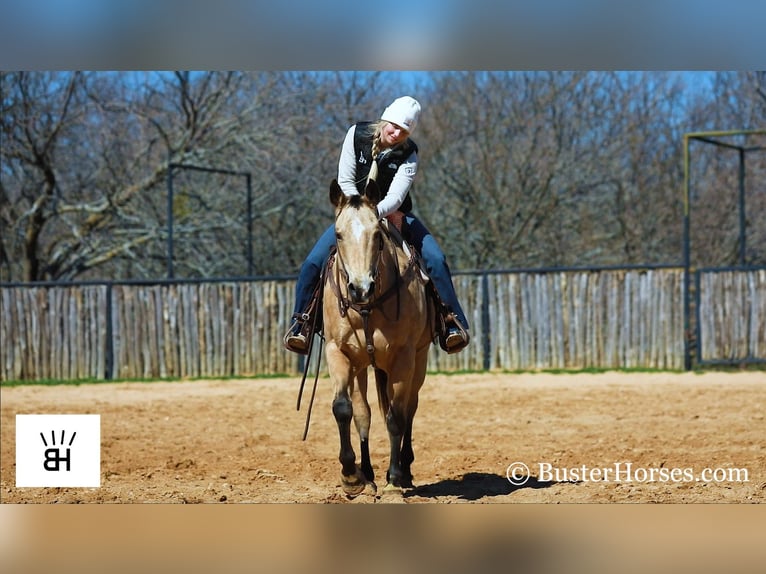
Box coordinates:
[380,96,421,133]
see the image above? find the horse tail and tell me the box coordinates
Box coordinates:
[374,368,390,419]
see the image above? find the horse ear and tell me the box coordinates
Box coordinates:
[364,179,381,206]
[329,179,343,207]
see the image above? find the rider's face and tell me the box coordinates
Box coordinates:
[380,122,409,147]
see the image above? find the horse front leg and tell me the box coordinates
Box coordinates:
[332,388,357,480]
[352,368,374,484]
[327,345,367,497]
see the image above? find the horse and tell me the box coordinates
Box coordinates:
[322,178,434,497]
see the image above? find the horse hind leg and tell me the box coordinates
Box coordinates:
[378,406,408,502]
[381,407,416,491]
[399,355,427,488]
[384,405,406,489]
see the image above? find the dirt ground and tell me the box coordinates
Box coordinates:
[1,371,764,504]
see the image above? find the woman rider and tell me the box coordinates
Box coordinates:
[283,96,469,354]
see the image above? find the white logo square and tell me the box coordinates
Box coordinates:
[16,414,101,488]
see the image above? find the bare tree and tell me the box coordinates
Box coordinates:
[415,72,574,269]
[4,71,760,283]
[413,72,698,270]
[1,72,294,280]
[683,72,766,267]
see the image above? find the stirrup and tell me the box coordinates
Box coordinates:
[283,313,311,355]
[438,313,470,354]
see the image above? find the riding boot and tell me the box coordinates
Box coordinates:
[283,312,312,355]
[440,310,470,354]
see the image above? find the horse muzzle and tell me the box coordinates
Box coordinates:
[347,279,375,304]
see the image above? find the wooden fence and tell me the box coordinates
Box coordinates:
[1,267,762,382]
[697,268,766,364]
[425,268,687,373]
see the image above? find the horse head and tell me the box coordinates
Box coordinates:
[329,179,384,305]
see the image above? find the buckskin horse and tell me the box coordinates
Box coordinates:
[322,178,434,498]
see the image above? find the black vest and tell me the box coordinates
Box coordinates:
[353,122,418,213]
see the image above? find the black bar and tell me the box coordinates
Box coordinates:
[0,274,299,288]
[168,162,249,177]
[105,283,113,380]
[246,173,254,276]
[694,269,702,365]
[738,148,746,266]
[167,161,175,279]
[689,136,744,151]
[452,262,684,277]
[696,265,766,273]
[481,273,490,371]
[683,145,692,371]
[4,264,766,290]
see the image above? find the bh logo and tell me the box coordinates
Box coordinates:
[16,414,100,488]
[40,429,76,471]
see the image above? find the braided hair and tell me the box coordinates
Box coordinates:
[366,120,385,161]
[365,119,409,184]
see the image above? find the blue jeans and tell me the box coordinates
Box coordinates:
[292,215,469,329]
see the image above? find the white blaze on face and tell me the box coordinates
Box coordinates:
[351,217,365,242]
[343,212,376,301]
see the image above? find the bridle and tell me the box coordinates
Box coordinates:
[326,215,419,368]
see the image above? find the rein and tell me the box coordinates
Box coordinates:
[295,272,326,441]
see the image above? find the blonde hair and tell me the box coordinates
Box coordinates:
[366,120,385,160]
[365,120,409,184]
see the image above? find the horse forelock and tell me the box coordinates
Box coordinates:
[336,194,378,228]
[347,194,365,209]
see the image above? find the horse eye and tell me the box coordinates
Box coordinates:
[335,232,342,242]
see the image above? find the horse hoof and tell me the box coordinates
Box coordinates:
[364,481,378,496]
[341,470,367,498]
[380,483,405,502]
[341,479,365,497]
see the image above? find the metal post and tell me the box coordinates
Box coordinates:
[246,173,254,276]
[738,148,746,266]
[166,162,252,278]
[482,272,491,371]
[682,134,692,371]
[105,282,113,379]
[167,162,175,279]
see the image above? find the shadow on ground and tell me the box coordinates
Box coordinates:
[406,472,565,501]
